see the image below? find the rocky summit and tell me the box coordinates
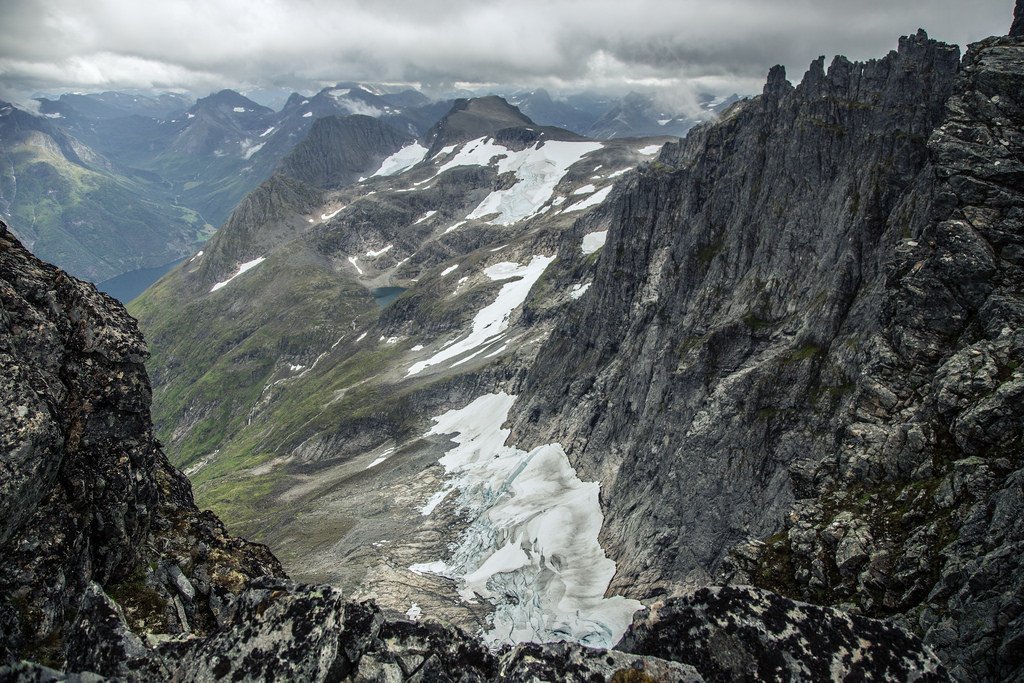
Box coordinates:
[1,2,1023,682]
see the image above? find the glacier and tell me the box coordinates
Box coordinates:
[410,392,642,648]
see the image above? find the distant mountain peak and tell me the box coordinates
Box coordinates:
[193,89,271,114]
[424,96,535,156]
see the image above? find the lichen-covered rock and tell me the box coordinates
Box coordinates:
[617,586,948,682]
[0,218,283,669]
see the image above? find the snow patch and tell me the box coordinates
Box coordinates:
[372,143,428,177]
[570,283,592,300]
[410,393,641,646]
[259,126,276,137]
[348,256,363,275]
[606,168,631,179]
[210,256,266,292]
[366,244,393,258]
[581,231,608,255]
[441,264,459,276]
[638,144,662,155]
[443,221,466,234]
[414,210,437,225]
[232,107,246,113]
[302,111,312,118]
[240,140,264,159]
[432,144,456,158]
[564,186,613,214]
[365,447,396,470]
[405,256,554,377]
[321,206,345,221]
[572,184,597,196]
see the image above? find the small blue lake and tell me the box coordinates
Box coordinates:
[372,286,407,309]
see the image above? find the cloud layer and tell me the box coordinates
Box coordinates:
[0,0,1013,104]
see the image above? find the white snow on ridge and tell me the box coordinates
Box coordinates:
[432,144,457,158]
[581,231,608,255]
[372,143,429,177]
[366,244,393,258]
[410,393,642,647]
[210,256,266,292]
[241,141,264,160]
[564,186,613,214]
[434,137,509,176]
[572,184,597,196]
[232,107,246,113]
[638,144,663,155]
[348,256,363,275]
[465,140,604,226]
[259,126,276,137]
[414,210,437,224]
[441,264,459,276]
[321,206,345,221]
[302,111,313,118]
[405,255,554,377]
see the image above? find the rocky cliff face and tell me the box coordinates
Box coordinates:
[509,16,1023,683]
[0,218,283,666]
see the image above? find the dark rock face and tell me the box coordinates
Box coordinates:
[423,96,534,156]
[0,218,283,667]
[618,586,948,681]
[509,20,1023,683]
[510,30,961,589]
[277,114,413,191]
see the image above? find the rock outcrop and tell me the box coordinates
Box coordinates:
[0,218,283,667]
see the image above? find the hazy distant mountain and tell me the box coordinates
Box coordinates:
[505,89,600,134]
[0,101,206,281]
[37,90,192,120]
[585,91,739,139]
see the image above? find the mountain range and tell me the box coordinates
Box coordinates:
[2,84,734,294]
[0,2,1022,681]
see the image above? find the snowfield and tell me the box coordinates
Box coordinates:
[463,139,603,225]
[372,143,428,177]
[405,256,554,377]
[409,393,642,647]
[564,186,613,214]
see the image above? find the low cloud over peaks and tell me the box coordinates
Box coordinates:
[0,0,1012,104]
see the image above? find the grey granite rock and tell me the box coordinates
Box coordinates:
[617,586,948,681]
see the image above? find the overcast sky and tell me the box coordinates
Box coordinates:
[0,0,1013,108]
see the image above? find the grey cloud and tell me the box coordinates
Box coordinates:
[0,0,1014,106]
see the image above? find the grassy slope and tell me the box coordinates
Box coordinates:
[130,242,386,527]
[3,138,207,281]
